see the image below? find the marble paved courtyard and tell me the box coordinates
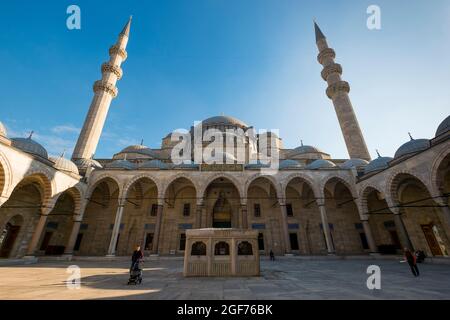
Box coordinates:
[1,258,450,300]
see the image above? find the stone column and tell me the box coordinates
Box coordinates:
[317,200,335,254]
[240,204,248,229]
[361,219,378,253]
[279,204,291,254]
[107,200,125,256]
[24,203,56,258]
[25,213,49,257]
[394,213,413,250]
[195,202,204,229]
[64,218,82,256]
[152,204,164,253]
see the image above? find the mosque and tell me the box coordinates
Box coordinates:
[0,18,448,260]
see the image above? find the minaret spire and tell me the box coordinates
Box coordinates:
[314,21,326,42]
[315,21,371,161]
[72,18,132,161]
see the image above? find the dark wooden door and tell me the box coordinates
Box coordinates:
[421,224,443,256]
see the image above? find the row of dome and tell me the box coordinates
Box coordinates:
[1,114,449,176]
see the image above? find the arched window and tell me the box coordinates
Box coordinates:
[238,241,253,255]
[214,241,230,255]
[191,241,206,256]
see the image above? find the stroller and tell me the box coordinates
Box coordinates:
[127,259,143,285]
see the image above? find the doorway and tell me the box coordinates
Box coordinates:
[421,224,443,256]
[0,222,21,258]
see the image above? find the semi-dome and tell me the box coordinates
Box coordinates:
[394,139,429,159]
[340,158,369,169]
[50,155,79,175]
[105,159,136,170]
[139,159,169,169]
[436,115,450,137]
[118,144,158,158]
[291,145,322,155]
[11,135,48,159]
[279,159,303,169]
[364,156,393,174]
[74,158,103,173]
[306,159,336,170]
[201,115,248,128]
[0,122,6,137]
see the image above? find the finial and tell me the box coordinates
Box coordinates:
[60,149,66,158]
[140,139,144,146]
[408,132,414,141]
[301,140,304,147]
[376,149,381,158]
[28,131,34,139]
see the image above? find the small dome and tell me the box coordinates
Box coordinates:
[394,139,429,159]
[139,159,169,169]
[245,160,271,169]
[202,115,248,128]
[50,155,79,175]
[105,159,136,170]
[172,160,199,169]
[306,159,336,170]
[436,115,450,137]
[74,158,103,173]
[11,136,48,159]
[340,158,369,169]
[279,159,303,169]
[364,156,393,174]
[0,122,7,137]
[289,144,324,157]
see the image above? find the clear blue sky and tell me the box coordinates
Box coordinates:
[0,0,449,159]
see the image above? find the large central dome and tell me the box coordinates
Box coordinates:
[201,115,248,129]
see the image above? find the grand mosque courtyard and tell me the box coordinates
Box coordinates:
[1,257,450,300]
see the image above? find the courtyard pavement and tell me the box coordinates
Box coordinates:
[0,258,450,300]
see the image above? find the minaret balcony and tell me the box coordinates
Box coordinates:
[326,81,350,99]
[109,45,128,61]
[317,48,336,65]
[321,63,342,81]
[101,63,123,80]
[93,80,118,98]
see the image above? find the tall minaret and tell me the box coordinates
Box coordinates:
[314,22,371,161]
[72,17,132,161]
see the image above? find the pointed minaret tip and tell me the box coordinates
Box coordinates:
[314,20,326,42]
[120,16,132,37]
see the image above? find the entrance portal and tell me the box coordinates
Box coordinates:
[0,216,23,258]
[213,193,232,228]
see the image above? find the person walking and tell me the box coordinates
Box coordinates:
[131,245,144,270]
[404,248,420,277]
[269,250,275,261]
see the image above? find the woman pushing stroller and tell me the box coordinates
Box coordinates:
[128,245,144,285]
